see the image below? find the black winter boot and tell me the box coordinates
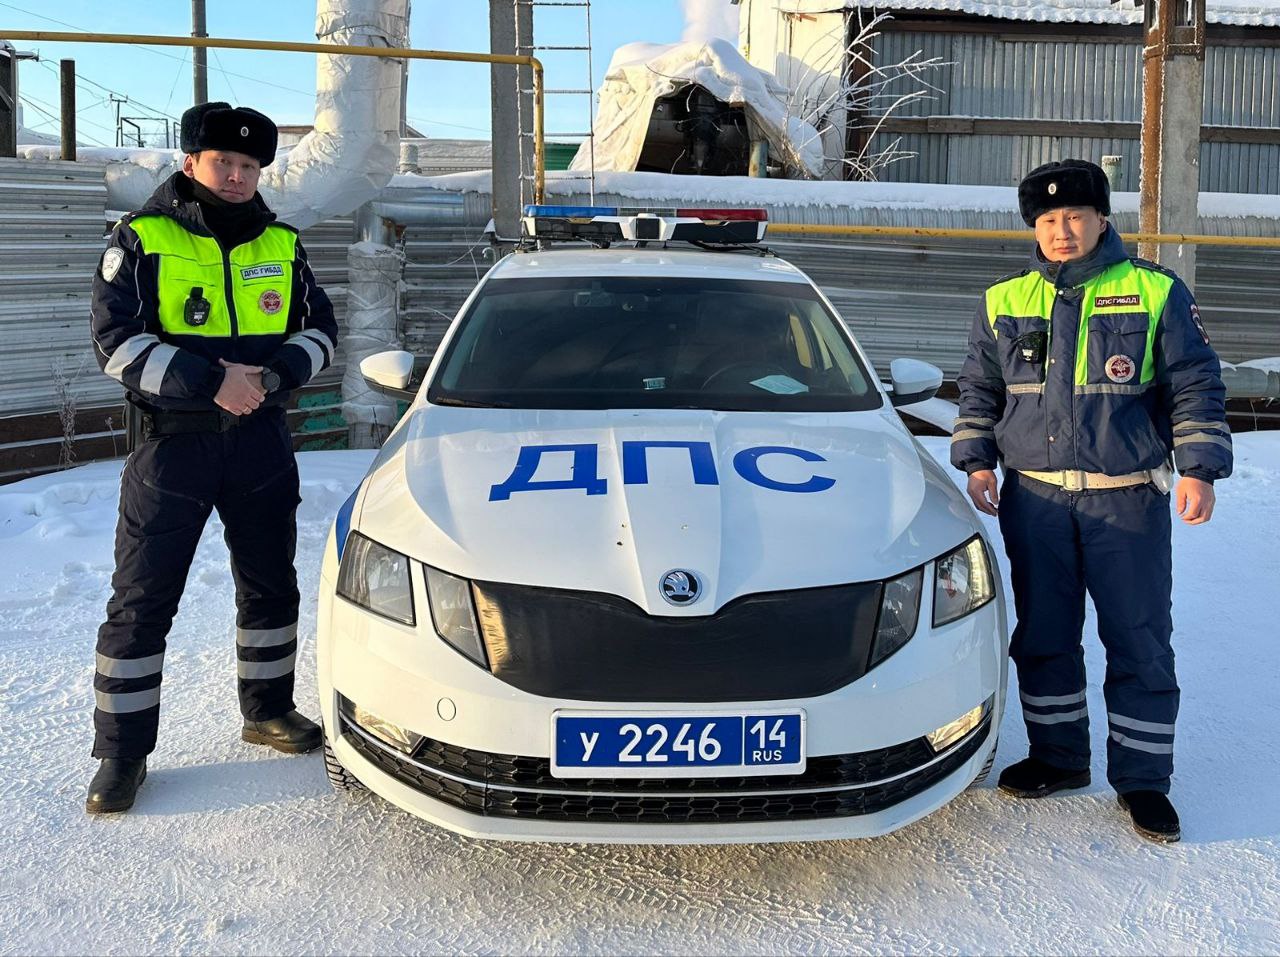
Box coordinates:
[1118,790,1181,843]
[997,756,1091,798]
[242,710,322,754]
[85,757,147,814]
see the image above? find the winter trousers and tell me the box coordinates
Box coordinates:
[998,469,1178,794]
[92,408,302,759]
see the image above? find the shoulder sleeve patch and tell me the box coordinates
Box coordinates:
[1190,303,1210,344]
[100,247,125,283]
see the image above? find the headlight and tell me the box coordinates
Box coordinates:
[932,535,996,628]
[869,567,923,667]
[425,566,487,667]
[336,532,415,625]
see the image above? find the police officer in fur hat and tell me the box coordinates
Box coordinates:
[951,159,1231,842]
[85,102,339,813]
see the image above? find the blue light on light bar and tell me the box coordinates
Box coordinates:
[523,205,620,218]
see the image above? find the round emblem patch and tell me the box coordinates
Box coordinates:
[1106,354,1136,383]
[1047,182,1058,195]
[241,125,250,137]
[258,290,283,315]
[100,247,125,283]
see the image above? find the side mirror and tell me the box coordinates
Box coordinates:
[360,350,417,399]
[887,358,943,407]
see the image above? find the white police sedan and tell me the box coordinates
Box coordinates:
[315,207,1007,843]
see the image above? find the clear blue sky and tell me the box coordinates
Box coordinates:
[2,0,718,148]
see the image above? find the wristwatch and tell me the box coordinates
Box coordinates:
[261,369,282,394]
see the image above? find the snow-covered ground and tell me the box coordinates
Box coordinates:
[2,436,1277,955]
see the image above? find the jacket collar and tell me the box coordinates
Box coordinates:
[1028,222,1127,288]
[137,171,275,241]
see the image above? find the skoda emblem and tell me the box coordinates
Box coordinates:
[660,569,701,606]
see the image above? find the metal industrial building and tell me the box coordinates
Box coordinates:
[737,0,1280,192]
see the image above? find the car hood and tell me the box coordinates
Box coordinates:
[357,405,980,616]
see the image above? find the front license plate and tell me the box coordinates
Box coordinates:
[551,710,806,779]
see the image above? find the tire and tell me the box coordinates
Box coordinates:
[969,736,998,788]
[324,737,367,793]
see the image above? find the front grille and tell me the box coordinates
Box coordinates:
[339,709,991,825]
[412,731,937,793]
[470,578,884,701]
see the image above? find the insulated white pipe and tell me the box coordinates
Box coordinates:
[262,0,409,229]
[46,0,409,229]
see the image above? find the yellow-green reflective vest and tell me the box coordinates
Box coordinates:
[984,260,1176,387]
[129,215,297,340]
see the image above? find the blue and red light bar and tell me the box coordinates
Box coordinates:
[521,206,769,244]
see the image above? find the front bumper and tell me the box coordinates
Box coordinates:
[338,693,992,823]
[316,527,1008,843]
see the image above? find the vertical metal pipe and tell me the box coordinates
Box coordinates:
[0,43,17,158]
[749,139,768,177]
[490,0,522,241]
[59,58,75,161]
[192,0,208,104]
[1138,0,1205,286]
[1138,0,1168,263]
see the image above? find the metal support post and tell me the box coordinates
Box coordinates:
[1139,0,1207,290]
[192,0,208,104]
[59,58,75,161]
[491,0,535,245]
[0,42,16,157]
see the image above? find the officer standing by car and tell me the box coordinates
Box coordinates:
[85,102,340,814]
[951,159,1232,843]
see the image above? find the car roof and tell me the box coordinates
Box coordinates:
[487,246,813,284]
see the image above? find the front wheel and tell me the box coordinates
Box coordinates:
[968,736,998,788]
[324,737,367,793]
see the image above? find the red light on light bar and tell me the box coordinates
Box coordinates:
[676,208,768,221]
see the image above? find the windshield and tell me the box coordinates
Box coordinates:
[427,276,882,412]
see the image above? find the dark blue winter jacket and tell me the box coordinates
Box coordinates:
[951,225,1232,482]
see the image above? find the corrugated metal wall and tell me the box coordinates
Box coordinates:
[873,29,1280,193]
[3,159,1274,475]
[391,191,1280,380]
[0,158,114,418]
[0,158,353,420]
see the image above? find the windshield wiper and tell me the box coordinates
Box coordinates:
[431,395,513,409]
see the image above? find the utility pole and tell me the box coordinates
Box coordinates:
[192,0,209,105]
[1139,0,1207,290]
[110,93,127,147]
[0,41,16,157]
[489,0,534,244]
[60,59,75,161]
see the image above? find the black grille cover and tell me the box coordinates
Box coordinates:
[471,579,884,701]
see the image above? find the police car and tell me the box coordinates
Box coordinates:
[315,206,1008,843]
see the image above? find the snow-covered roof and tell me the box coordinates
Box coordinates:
[779,0,1280,28]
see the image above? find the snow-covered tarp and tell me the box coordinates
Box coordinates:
[2,437,1279,953]
[570,38,827,180]
[778,0,1280,27]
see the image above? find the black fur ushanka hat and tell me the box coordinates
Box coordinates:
[180,101,278,167]
[1018,159,1111,226]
